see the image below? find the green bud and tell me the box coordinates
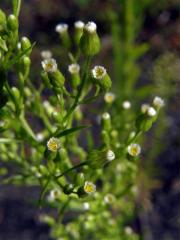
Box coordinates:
[74,21,85,45]
[101,130,110,146]
[11,87,20,102]
[76,172,85,186]
[20,56,31,76]
[101,112,111,131]
[7,14,18,31]
[74,106,83,121]
[80,22,100,56]
[41,71,51,88]
[21,37,31,54]
[55,24,71,49]
[0,36,8,52]
[48,70,65,90]
[51,111,63,123]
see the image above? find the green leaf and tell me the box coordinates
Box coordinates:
[12,0,22,17]
[54,125,90,138]
[0,36,8,52]
[4,42,35,70]
[0,138,21,143]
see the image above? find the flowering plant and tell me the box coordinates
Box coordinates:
[0,1,164,239]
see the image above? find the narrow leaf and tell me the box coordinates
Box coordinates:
[54,125,90,138]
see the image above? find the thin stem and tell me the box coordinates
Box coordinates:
[55,161,88,179]
[19,114,37,140]
[63,56,91,122]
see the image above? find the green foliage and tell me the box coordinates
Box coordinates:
[0,2,167,240]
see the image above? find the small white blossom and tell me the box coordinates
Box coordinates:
[128,143,141,157]
[17,42,21,50]
[84,181,96,194]
[102,112,110,120]
[47,137,61,152]
[47,189,61,202]
[141,103,150,113]
[125,226,133,235]
[104,193,115,204]
[147,107,156,117]
[104,92,115,104]
[153,96,164,108]
[36,133,44,142]
[122,100,131,109]
[84,21,97,33]
[74,20,85,29]
[41,58,57,73]
[106,150,115,161]
[68,63,80,74]
[83,202,90,210]
[55,23,68,34]
[41,50,52,59]
[92,66,106,80]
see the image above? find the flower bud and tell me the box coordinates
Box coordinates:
[101,112,111,131]
[104,92,115,104]
[76,172,85,186]
[41,58,65,91]
[74,20,84,45]
[91,66,111,92]
[68,63,80,88]
[80,21,100,56]
[11,87,21,102]
[87,148,115,169]
[153,96,164,109]
[21,37,32,54]
[7,14,18,31]
[20,56,31,76]
[55,23,71,49]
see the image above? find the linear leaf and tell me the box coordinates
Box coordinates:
[12,0,22,17]
[54,125,90,138]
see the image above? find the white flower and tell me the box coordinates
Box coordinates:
[102,112,111,120]
[68,63,80,74]
[47,189,61,202]
[147,107,156,117]
[125,226,133,235]
[83,202,90,210]
[41,58,57,73]
[128,143,141,157]
[106,150,115,161]
[55,23,68,34]
[153,96,164,108]
[84,21,97,33]
[17,42,21,50]
[36,133,44,142]
[47,137,61,152]
[104,193,115,204]
[74,20,85,29]
[104,92,115,104]
[122,100,131,109]
[41,50,52,59]
[92,66,106,79]
[141,103,150,113]
[84,181,96,194]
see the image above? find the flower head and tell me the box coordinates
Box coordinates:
[55,23,68,34]
[153,96,164,108]
[92,65,106,80]
[141,103,150,113]
[74,20,85,29]
[84,21,97,33]
[106,150,115,161]
[47,137,61,152]
[104,193,115,204]
[147,107,156,117]
[41,50,52,59]
[68,63,80,74]
[102,112,111,120]
[41,58,57,73]
[122,100,131,109]
[128,143,141,157]
[104,92,115,104]
[47,189,61,202]
[84,181,96,194]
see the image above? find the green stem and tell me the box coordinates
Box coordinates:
[55,161,88,179]
[63,56,91,122]
[19,114,36,140]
